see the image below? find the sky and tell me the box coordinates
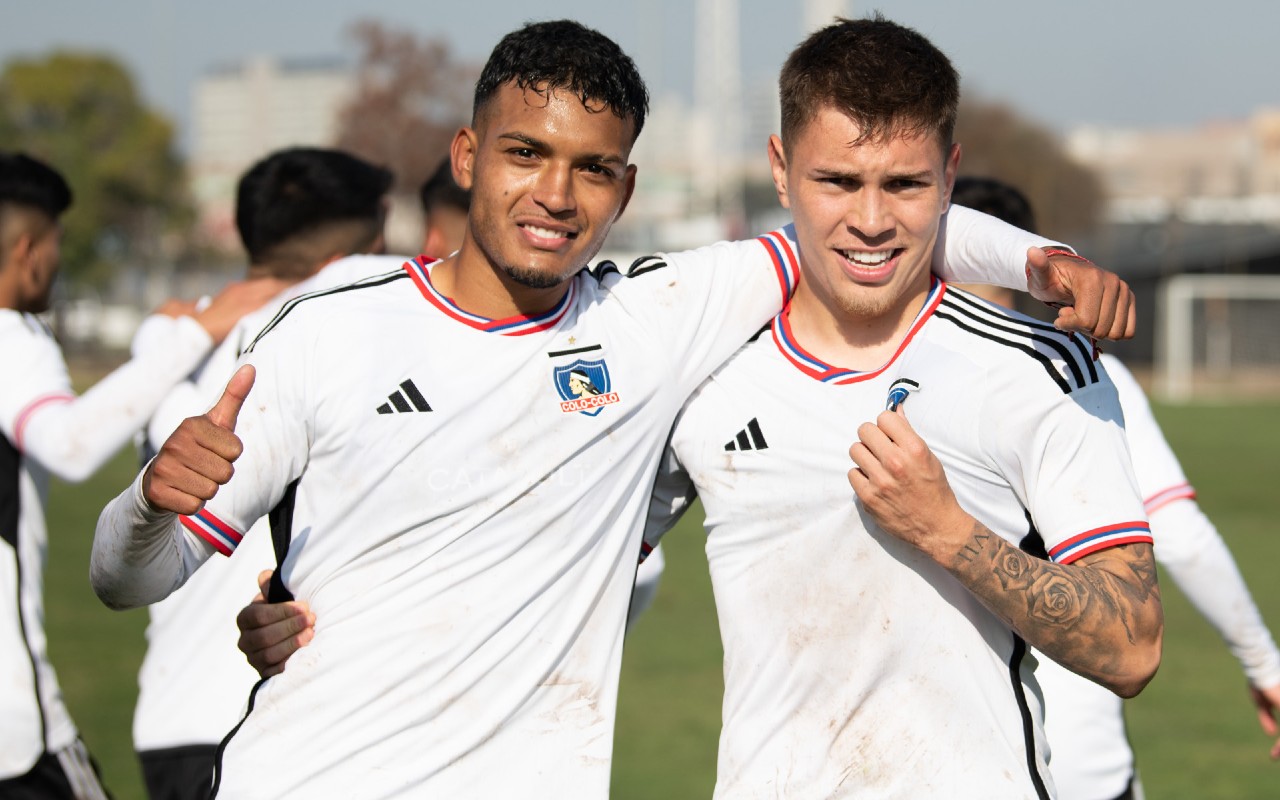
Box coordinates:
[2,0,1276,154]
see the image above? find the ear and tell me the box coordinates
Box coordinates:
[615,164,638,221]
[767,135,791,210]
[451,127,479,191]
[942,142,961,210]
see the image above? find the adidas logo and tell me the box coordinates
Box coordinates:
[724,418,768,452]
[376,380,433,414]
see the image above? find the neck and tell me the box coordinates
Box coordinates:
[785,276,933,372]
[428,239,572,320]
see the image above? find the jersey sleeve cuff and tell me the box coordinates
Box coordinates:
[179,509,244,557]
[1143,482,1196,515]
[1048,521,1152,565]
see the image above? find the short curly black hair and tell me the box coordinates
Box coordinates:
[473,20,649,143]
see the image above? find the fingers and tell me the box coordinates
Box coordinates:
[236,598,316,678]
[141,414,244,514]
[256,569,274,599]
[208,364,255,431]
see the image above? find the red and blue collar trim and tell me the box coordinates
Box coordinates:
[771,276,946,384]
[756,229,801,306]
[402,255,575,336]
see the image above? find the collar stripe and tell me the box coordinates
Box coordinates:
[772,277,946,384]
[402,256,574,336]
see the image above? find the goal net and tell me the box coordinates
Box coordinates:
[1156,274,1280,401]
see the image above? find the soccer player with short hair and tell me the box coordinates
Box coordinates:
[636,17,1162,797]
[0,151,277,799]
[131,147,395,800]
[93,19,1135,798]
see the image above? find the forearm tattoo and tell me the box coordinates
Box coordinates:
[951,520,1160,685]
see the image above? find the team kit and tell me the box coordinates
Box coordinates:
[5,12,1278,800]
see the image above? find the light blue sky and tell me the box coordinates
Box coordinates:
[2,0,1276,152]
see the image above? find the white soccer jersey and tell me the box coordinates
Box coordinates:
[93,207,1064,798]
[0,309,210,780]
[643,283,1152,799]
[1037,355,1280,800]
[132,256,408,754]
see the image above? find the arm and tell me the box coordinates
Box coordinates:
[18,278,284,482]
[1104,353,1280,750]
[936,204,1135,340]
[91,365,253,609]
[848,408,1163,697]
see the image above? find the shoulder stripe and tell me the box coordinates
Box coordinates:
[935,294,1099,394]
[948,291,1098,382]
[245,269,407,354]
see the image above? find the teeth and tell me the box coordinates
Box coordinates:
[842,249,893,267]
[524,225,570,240]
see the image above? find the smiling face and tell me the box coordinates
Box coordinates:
[771,105,959,331]
[453,81,637,292]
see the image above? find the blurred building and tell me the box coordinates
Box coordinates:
[1068,108,1280,224]
[189,57,355,250]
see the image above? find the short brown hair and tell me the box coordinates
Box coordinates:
[778,15,959,151]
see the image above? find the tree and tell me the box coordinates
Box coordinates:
[955,99,1104,239]
[0,52,191,286]
[336,21,478,196]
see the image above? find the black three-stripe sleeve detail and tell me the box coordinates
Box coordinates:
[944,293,1099,386]
[245,270,408,354]
[935,308,1073,393]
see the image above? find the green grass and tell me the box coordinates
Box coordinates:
[42,401,1280,798]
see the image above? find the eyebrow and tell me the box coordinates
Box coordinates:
[497,133,627,168]
[812,167,935,182]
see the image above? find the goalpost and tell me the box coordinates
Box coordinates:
[1157,274,1280,401]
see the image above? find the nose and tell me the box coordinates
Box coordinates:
[845,189,895,242]
[532,162,577,215]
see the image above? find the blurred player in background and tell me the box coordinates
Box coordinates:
[951,174,1280,800]
[94,19,1133,799]
[130,147,394,800]
[0,151,277,799]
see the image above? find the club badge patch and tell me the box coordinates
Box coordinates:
[553,358,621,416]
[885,378,920,411]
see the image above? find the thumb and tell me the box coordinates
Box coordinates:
[208,364,255,430]
[1025,246,1052,295]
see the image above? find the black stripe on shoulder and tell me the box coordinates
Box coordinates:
[1009,635,1053,800]
[245,269,407,354]
[936,295,1098,394]
[587,260,620,282]
[624,255,669,279]
[947,291,1098,384]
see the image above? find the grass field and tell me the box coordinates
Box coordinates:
[42,399,1280,799]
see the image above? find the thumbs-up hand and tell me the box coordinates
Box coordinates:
[143,365,256,515]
